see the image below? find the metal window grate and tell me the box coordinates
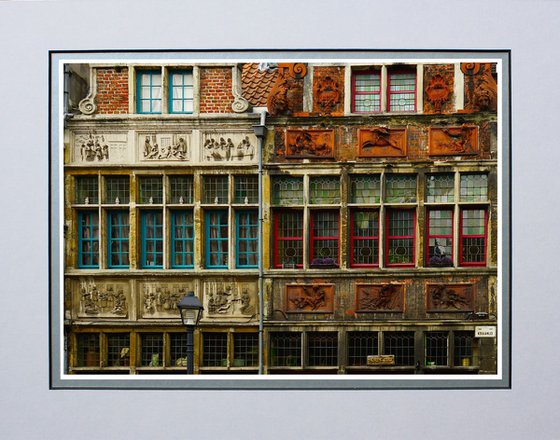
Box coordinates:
[233,333,259,367]
[171,210,194,268]
[383,331,415,366]
[75,176,98,204]
[427,209,453,267]
[169,175,194,204]
[139,176,163,204]
[350,175,381,204]
[309,176,340,204]
[347,332,378,366]
[202,333,228,367]
[270,332,302,367]
[76,334,100,367]
[234,176,258,204]
[141,333,164,367]
[104,176,130,204]
[203,176,229,204]
[308,332,338,367]
[275,210,304,268]
[107,333,130,367]
[271,176,304,205]
[169,333,189,367]
[454,331,475,367]
[311,211,339,264]
[425,331,449,366]
[460,174,488,202]
[388,70,416,112]
[352,70,381,113]
[426,173,455,202]
[351,210,379,266]
[385,174,417,203]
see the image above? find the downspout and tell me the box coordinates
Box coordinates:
[252,111,267,374]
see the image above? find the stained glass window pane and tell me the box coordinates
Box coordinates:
[169,175,193,204]
[203,176,229,204]
[271,176,304,205]
[426,173,455,202]
[385,174,416,203]
[275,211,303,268]
[351,210,379,266]
[460,174,488,202]
[139,176,163,204]
[353,71,381,113]
[309,176,340,204]
[350,175,381,204]
[234,176,258,204]
[389,70,416,112]
[104,176,129,204]
[75,176,98,204]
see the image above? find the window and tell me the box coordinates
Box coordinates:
[233,333,259,367]
[349,174,380,204]
[426,209,453,267]
[386,209,415,267]
[350,210,379,267]
[75,176,98,204]
[141,211,163,268]
[425,332,448,366]
[137,70,162,114]
[310,211,339,266]
[169,69,193,114]
[171,210,194,268]
[383,331,415,366]
[270,332,302,367]
[139,176,163,204]
[205,210,228,268]
[307,332,338,367]
[385,174,416,203]
[273,211,303,268]
[309,176,340,204]
[104,176,129,204]
[236,210,258,268]
[107,210,129,268]
[460,208,487,266]
[426,173,454,202]
[347,332,378,366]
[140,333,164,367]
[76,334,100,367]
[454,331,475,367]
[388,67,416,112]
[77,211,99,268]
[202,333,228,367]
[169,175,193,204]
[200,332,259,370]
[169,333,188,367]
[234,175,258,204]
[107,333,130,367]
[271,176,303,205]
[203,176,228,204]
[352,70,381,113]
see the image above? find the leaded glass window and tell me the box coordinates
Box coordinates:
[141,333,164,367]
[233,333,259,367]
[104,176,129,204]
[460,174,488,202]
[271,176,304,205]
[454,331,475,367]
[76,334,100,367]
[426,173,455,202]
[75,176,98,204]
[386,209,415,266]
[107,333,130,367]
[137,70,162,114]
[274,211,303,268]
[234,175,258,204]
[170,333,189,367]
[350,210,379,267]
[352,70,381,113]
[169,70,194,114]
[347,332,378,366]
[202,333,228,367]
[139,176,163,204]
[307,332,338,367]
[383,331,415,366]
[388,69,416,112]
[169,175,193,204]
[270,332,302,367]
[309,176,340,204]
[203,176,228,204]
[310,211,339,266]
[425,332,448,366]
[426,209,453,267]
[350,175,381,204]
[385,174,417,203]
[460,208,487,265]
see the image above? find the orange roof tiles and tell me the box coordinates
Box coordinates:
[241,63,278,107]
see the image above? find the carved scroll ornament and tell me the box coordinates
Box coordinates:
[461,63,497,112]
[429,125,478,156]
[282,129,334,159]
[358,127,407,157]
[286,284,334,313]
[356,284,404,312]
[427,284,474,312]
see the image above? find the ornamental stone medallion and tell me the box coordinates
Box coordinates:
[203,280,257,319]
[72,131,128,164]
[201,132,257,163]
[76,278,129,318]
[139,281,195,319]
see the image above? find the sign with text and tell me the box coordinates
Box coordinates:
[367,355,395,366]
[475,326,497,338]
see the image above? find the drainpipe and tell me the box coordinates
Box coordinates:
[252,111,267,374]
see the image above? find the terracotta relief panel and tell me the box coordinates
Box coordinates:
[461,63,497,113]
[427,284,474,312]
[356,284,404,313]
[267,63,307,116]
[201,132,257,163]
[203,281,257,319]
[313,66,344,115]
[278,129,334,159]
[286,284,334,313]
[358,127,407,157]
[139,133,191,161]
[424,64,454,114]
[77,278,129,318]
[139,281,195,319]
[428,125,479,155]
[72,131,128,164]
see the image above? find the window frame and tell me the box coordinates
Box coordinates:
[349,209,380,268]
[170,210,195,269]
[136,69,162,114]
[351,69,382,114]
[107,210,130,269]
[273,210,304,269]
[385,208,416,268]
[77,210,100,269]
[140,210,164,269]
[387,66,417,113]
[235,210,259,269]
[168,69,194,114]
[309,210,340,267]
[204,209,229,269]
[425,208,454,267]
[459,207,488,267]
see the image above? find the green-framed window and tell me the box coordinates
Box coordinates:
[107,210,130,268]
[141,211,163,269]
[77,211,99,268]
[137,70,162,114]
[236,210,258,268]
[169,70,194,114]
[171,210,194,268]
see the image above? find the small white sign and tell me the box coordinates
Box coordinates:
[475,326,497,338]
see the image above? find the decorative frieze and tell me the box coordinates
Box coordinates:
[201,132,257,163]
[73,131,128,163]
[286,284,334,313]
[203,281,256,318]
[77,278,128,318]
[356,284,404,312]
[427,284,474,312]
[140,282,194,318]
[428,125,479,155]
[277,129,334,159]
[461,63,497,113]
[140,133,191,161]
[358,127,407,157]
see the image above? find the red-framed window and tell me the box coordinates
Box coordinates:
[273,210,303,268]
[310,211,340,267]
[350,209,379,267]
[351,69,381,113]
[385,209,416,267]
[426,209,454,267]
[387,67,416,112]
[459,208,488,266]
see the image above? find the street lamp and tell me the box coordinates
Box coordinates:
[177,291,203,374]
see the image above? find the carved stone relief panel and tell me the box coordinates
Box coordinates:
[139,133,191,161]
[203,280,257,319]
[278,129,335,159]
[428,125,479,155]
[76,278,129,318]
[356,284,404,313]
[313,66,344,115]
[267,63,307,116]
[427,284,474,312]
[286,284,334,313]
[72,131,128,164]
[358,127,407,157]
[424,64,454,114]
[139,281,195,319]
[461,63,498,113]
[201,132,257,163]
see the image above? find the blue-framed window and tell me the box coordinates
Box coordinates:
[169,70,194,114]
[78,211,99,268]
[108,210,130,268]
[205,210,228,268]
[236,210,258,268]
[137,70,162,114]
[171,210,194,268]
[141,211,163,269]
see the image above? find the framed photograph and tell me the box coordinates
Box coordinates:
[50,49,510,389]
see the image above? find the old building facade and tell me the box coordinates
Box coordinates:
[63,59,498,375]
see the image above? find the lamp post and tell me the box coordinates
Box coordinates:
[177,291,203,374]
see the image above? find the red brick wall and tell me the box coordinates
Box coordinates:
[199,67,234,113]
[95,67,129,114]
